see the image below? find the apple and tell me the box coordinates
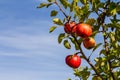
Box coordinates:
[76,23,92,38]
[83,37,96,49]
[64,21,76,34]
[65,54,81,68]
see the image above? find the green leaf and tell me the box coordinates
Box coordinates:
[37,3,52,8]
[63,40,71,49]
[109,32,115,42]
[50,10,58,17]
[92,43,102,52]
[108,2,117,16]
[117,4,120,14]
[58,33,66,44]
[37,3,48,8]
[85,18,96,26]
[49,26,57,33]
[111,8,117,16]
[48,0,55,2]
[69,37,80,50]
[46,3,53,8]
[74,67,90,80]
[74,4,90,21]
[91,30,98,37]
[92,76,102,80]
[91,0,101,11]
[67,78,72,80]
[53,18,63,25]
[80,0,87,4]
[100,49,106,55]
[59,0,70,9]
[70,0,79,12]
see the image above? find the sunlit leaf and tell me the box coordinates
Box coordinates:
[49,26,57,33]
[58,33,66,44]
[59,0,70,9]
[92,76,102,80]
[50,10,58,17]
[63,40,71,49]
[48,0,55,2]
[53,18,63,25]
[37,3,52,8]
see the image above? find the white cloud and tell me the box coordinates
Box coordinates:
[0,70,73,80]
[0,32,60,57]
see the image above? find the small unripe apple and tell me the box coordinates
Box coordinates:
[83,37,96,49]
[64,21,76,34]
[76,23,92,38]
[65,54,81,68]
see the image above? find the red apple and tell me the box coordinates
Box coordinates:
[83,37,96,49]
[76,23,92,38]
[64,21,76,34]
[65,54,81,68]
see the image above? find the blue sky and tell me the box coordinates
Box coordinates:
[0,0,104,80]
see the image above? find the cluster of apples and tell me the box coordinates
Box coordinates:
[64,21,96,68]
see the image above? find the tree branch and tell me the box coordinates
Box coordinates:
[102,24,116,80]
[72,35,104,80]
[101,1,116,78]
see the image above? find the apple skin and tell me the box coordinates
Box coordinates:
[64,21,76,34]
[83,37,96,49]
[65,55,81,68]
[76,23,92,38]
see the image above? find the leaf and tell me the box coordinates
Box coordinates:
[111,8,117,16]
[53,18,63,25]
[92,76,102,80]
[37,3,52,8]
[69,37,80,50]
[67,78,72,80]
[58,33,66,44]
[100,49,106,55]
[46,3,53,8]
[85,18,96,26]
[37,3,48,8]
[92,43,102,52]
[109,32,115,42]
[50,10,58,17]
[117,4,120,14]
[59,0,70,9]
[74,67,90,80]
[74,4,90,21]
[63,40,71,49]
[80,0,87,4]
[70,0,79,12]
[91,30,98,37]
[48,0,55,2]
[49,26,57,33]
[108,2,117,16]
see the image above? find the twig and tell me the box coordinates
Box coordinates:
[54,0,69,21]
[101,1,116,78]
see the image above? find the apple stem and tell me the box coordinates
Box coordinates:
[74,52,81,55]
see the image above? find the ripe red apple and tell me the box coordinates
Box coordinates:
[83,37,96,49]
[76,23,92,38]
[65,54,81,68]
[64,21,76,34]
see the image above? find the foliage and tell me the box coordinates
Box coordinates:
[38,0,120,80]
